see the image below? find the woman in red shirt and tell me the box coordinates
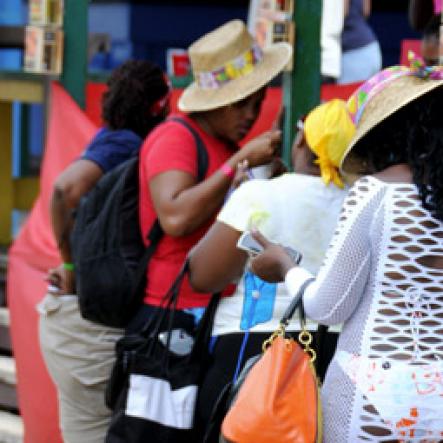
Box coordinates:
[130,19,292,331]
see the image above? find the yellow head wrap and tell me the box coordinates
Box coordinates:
[304,99,356,188]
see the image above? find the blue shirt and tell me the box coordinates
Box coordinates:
[341,0,376,52]
[81,127,142,173]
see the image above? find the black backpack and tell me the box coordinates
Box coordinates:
[71,117,208,328]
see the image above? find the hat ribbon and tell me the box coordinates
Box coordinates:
[348,55,443,125]
[196,44,263,90]
[407,51,443,80]
[347,65,411,125]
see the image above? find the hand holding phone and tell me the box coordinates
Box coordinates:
[237,231,264,256]
[237,231,302,264]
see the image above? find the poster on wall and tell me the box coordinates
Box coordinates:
[29,0,64,26]
[24,25,64,74]
[247,0,294,51]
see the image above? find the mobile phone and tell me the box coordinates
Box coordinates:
[237,231,303,264]
[283,246,303,265]
[237,231,264,256]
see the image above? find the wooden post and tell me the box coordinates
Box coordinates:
[282,0,322,167]
[60,0,88,108]
[0,103,13,244]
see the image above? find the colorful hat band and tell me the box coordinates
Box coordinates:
[347,66,410,125]
[196,44,263,90]
[408,51,443,80]
[347,52,443,126]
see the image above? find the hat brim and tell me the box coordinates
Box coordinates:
[178,42,292,112]
[340,76,443,179]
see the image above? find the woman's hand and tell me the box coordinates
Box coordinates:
[250,230,298,283]
[238,130,281,167]
[46,264,75,296]
[231,159,250,189]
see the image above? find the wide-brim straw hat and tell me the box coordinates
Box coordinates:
[340,71,443,178]
[178,19,292,112]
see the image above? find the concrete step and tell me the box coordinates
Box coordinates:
[0,249,7,275]
[0,308,11,352]
[0,356,17,410]
[0,411,23,443]
[0,275,5,308]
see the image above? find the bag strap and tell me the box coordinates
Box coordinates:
[140,260,190,338]
[280,277,315,326]
[130,220,164,308]
[190,291,221,360]
[168,116,209,182]
[129,117,209,316]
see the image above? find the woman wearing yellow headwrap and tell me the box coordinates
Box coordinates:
[187,99,357,434]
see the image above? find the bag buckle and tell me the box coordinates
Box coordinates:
[298,329,316,362]
[262,322,286,352]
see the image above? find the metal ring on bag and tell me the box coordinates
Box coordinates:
[298,329,317,362]
[298,329,313,346]
[262,323,286,352]
[306,348,317,363]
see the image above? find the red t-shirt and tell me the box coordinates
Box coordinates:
[139,113,235,309]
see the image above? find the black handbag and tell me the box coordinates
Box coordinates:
[105,261,219,443]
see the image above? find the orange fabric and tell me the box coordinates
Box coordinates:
[7,82,97,443]
[222,336,320,443]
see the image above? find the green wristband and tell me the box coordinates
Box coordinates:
[62,262,75,271]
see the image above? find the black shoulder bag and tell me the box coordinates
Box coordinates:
[105,260,219,443]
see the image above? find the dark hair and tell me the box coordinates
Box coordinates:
[353,86,443,221]
[423,15,441,40]
[102,59,169,138]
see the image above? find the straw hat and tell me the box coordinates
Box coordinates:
[178,20,292,112]
[340,65,443,177]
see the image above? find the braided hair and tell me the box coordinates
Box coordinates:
[353,86,443,221]
[102,59,169,138]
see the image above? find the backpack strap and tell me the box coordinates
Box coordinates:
[130,117,209,316]
[167,116,209,181]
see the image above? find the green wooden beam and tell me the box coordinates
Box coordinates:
[0,102,13,244]
[282,0,322,168]
[61,0,88,109]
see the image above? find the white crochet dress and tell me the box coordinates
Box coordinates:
[286,176,443,442]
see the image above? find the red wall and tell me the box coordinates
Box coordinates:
[85,82,362,142]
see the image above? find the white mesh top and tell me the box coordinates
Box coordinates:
[286,175,443,442]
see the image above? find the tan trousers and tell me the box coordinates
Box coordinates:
[38,294,123,443]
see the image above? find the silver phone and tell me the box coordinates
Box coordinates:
[237,231,264,256]
[237,231,303,264]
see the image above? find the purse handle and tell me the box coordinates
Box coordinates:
[262,277,316,360]
[280,277,315,326]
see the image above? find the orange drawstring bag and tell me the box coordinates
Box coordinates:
[221,279,322,443]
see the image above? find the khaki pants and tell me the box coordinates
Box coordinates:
[38,294,123,443]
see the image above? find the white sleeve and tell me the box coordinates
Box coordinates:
[285,178,384,326]
[217,180,271,233]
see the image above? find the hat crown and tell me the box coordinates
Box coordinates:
[189,20,253,74]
